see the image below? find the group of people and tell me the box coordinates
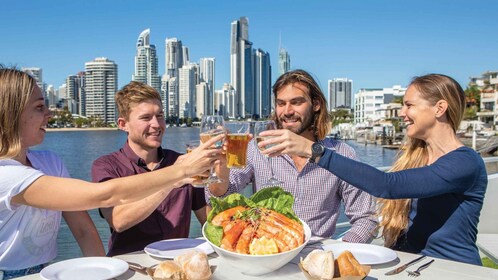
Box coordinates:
[0,66,487,278]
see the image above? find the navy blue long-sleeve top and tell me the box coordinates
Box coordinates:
[318,146,487,265]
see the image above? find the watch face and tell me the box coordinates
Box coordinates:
[312,143,324,154]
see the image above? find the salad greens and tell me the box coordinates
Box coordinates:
[204,187,301,246]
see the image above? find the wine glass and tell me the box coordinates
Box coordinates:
[254,120,283,187]
[199,115,225,184]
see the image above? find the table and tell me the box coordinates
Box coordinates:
[15,239,498,279]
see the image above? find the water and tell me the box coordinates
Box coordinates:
[32,127,398,261]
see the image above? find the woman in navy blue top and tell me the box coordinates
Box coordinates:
[260,74,487,265]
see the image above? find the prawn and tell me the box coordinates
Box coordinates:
[211,205,247,226]
[220,219,248,251]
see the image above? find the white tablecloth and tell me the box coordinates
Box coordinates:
[14,239,498,279]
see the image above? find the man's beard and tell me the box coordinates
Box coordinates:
[278,114,314,135]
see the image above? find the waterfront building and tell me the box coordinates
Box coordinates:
[66,72,86,116]
[160,74,169,116]
[21,67,43,92]
[199,57,215,115]
[179,63,197,119]
[475,71,498,126]
[196,82,208,118]
[166,76,178,117]
[133,28,161,93]
[354,85,405,125]
[230,16,254,118]
[253,48,272,118]
[84,57,118,124]
[278,48,290,76]
[46,85,57,108]
[165,38,184,78]
[328,78,353,109]
[214,83,236,118]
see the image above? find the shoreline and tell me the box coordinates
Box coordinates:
[46,127,119,132]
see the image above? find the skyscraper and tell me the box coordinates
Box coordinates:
[253,49,272,118]
[278,48,290,76]
[230,16,253,118]
[66,72,85,116]
[165,38,183,78]
[85,57,118,124]
[178,63,197,118]
[133,28,161,93]
[328,78,353,109]
[199,57,215,115]
[21,67,43,90]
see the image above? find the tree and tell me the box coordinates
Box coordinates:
[465,85,481,108]
[329,109,353,126]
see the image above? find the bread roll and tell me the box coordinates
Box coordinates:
[153,260,183,280]
[335,250,366,277]
[300,249,335,280]
[174,250,212,280]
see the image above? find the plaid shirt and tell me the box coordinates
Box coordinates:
[206,138,378,243]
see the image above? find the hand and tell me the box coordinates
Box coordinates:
[179,134,225,177]
[259,129,314,158]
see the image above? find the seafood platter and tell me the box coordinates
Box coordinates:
[202,187,312,276]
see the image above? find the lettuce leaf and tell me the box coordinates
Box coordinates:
[204,187,301,245]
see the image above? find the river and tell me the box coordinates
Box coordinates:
[32,127,398,261]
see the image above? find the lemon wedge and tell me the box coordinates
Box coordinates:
[249,236,279,255]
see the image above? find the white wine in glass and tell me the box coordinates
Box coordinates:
[254,120,283,187]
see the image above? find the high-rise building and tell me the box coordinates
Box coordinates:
[196,82,208,118]
[216,83,236,118]
[278,48,290,77]
[166,76,178,117]
[328,78,353,109]
[133,28,161,93]
[178,63,197,118]
[230,16,254,118]
[21,67,43,91]
[85,57,118,124]
[66,72,86,116]
[253,49,272,118]
[165,38,184,78]
[199,58,215,115]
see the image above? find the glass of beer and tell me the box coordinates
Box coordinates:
[225,121,250,169]
[254,120,283,186]
[185,140,209,186]
[200,115,226,184]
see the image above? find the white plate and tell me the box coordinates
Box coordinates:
[321,243,397,265]
[144,238,214,259]
[40,257,128,280]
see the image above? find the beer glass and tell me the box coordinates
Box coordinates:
[200,115,225,184]
[185,140,209,186]
[254,120,283,186]
[225,121,250,169]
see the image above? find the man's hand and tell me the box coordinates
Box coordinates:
[259,129,314,158]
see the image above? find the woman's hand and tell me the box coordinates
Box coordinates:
[259,129,314,158]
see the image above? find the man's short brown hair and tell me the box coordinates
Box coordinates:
[115,81,162,120]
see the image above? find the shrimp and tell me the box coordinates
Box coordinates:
[262,211,304,245]
[220,219,248,251]
[235,223,257,254]
[211,206,247,226]
[264,209,304,238]
[258,219,298,251]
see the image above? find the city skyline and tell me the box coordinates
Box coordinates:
[1,0,497,95]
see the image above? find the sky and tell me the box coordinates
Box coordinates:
[1,0,497,95]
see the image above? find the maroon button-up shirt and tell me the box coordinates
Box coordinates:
[91,142,206,256]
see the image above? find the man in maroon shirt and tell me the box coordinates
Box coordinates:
[92,81,207,256]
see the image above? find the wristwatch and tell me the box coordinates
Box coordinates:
[309,142,325,163]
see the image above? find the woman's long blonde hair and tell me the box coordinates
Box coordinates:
[379,74,466,247]
[0,67,37,159]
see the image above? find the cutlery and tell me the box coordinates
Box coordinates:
[407,259,435,277]
[384,255,426,275]
[126,261,157,276]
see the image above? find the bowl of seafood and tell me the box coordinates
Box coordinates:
[202,187,312,276]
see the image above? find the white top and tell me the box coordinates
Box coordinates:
[0,150,68,270]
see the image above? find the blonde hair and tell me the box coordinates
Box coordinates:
[379,74,466,247]
[272,69,331,139]
[115,81,162,120]
[0,67,37,159]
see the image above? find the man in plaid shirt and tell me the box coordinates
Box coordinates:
[207,69,378,242]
